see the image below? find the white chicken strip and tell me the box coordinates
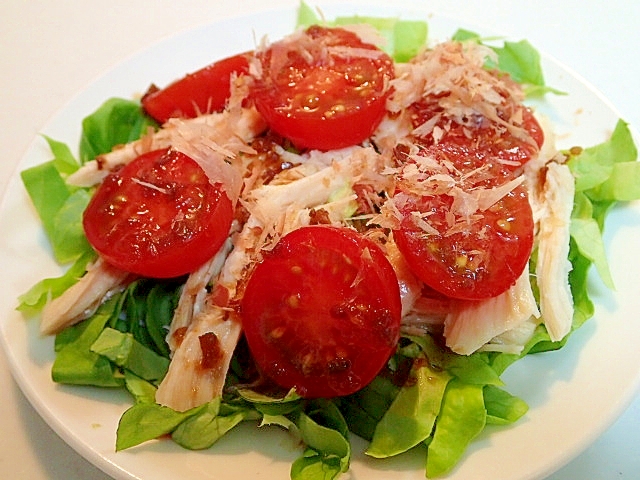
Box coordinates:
[40,257,129,335]
[156,217,261,411]
[166,233,236,354]
[443,267,540,355]
[155,308,242,412]
[536,162,575,341]
[66,106,266,202]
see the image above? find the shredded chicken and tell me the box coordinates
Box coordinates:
[40,257,129,335]
[535,162,575,341]
[155,308,242,412]
[443,267,540,355]
[243,145,393,250]
[166,232,236,354]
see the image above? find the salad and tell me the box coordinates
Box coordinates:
[16,2,640,479]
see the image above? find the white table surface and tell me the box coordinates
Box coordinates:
[1,1,638,478]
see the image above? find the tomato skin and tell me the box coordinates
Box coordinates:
[83,148,233,278]
[394,184,534,300]
[141,53,251,124]
[251,26,395,151]
[240,225,402,398]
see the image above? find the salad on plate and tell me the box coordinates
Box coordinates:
[15,2,640,479]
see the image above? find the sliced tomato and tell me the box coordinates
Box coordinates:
[141,52,251,124]
[83,148,233,278]
[394,183,534,300]
[409,98,544,175]
[250,26,395,151]
[240,225,402,398]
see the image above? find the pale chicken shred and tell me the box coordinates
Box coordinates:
[444,267,540,355]
[535,161,575,341]
[40,257,129,335]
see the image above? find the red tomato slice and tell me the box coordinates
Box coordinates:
[250,26,395,151]
[409,98,544,175]
[141,53,251,124]
[394,183,534,300]
[83,148,233,278]
[240,225,402,398]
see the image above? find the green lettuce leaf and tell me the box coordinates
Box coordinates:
[297,1,428,62]
[172,399,259,450]
[291,400,351,480]
[123,371,158,404]
[116,402,204,451]
[51,297,123,387]
[20,155,91,264]
[483,385,529,426]
[426,380,487,478]
[79,97,157,163]
[366,358,451,458]
[90,327,170,382]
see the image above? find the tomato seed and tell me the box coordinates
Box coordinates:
[496,218,511,231]
[286,294,300,308]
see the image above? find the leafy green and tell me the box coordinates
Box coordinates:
[20,147,91,264]
[90,328,170,382]
[51,297,123,387]
[291,400,351,480]
[123,371,158,404]
[568,119,638,193]
[426,380,486,478]
[367,358,451,458]
[337,375,399,441]
[116,402,202,451]
[297,1,428,62]
[16,249,96,314]
[79,97,157,163]
[172,399,259,450]
[568,120,639,289]
[237,387,303,416]
[483,385,529,426]
[113,279,181,358]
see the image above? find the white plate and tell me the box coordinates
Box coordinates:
[1,4,639,480]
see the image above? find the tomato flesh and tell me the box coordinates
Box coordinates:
[251,26,394,151]
[240,226,402,398]
[392,97,539,300]
[394,184,534,300]
[141,53,251,124]
[83,148,233,278]
[409,98,544,176]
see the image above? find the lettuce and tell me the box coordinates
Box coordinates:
[425,380,486,478]
[452,28,564,97]
[79,97,157,163]
[297,1,428,62]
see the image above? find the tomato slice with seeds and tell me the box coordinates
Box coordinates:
[409,98,544,176]
[83,148,233,278]
[141,53,251,124]
[250,26,395,151]
[394,183,534,300]
[240,225,402,398]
